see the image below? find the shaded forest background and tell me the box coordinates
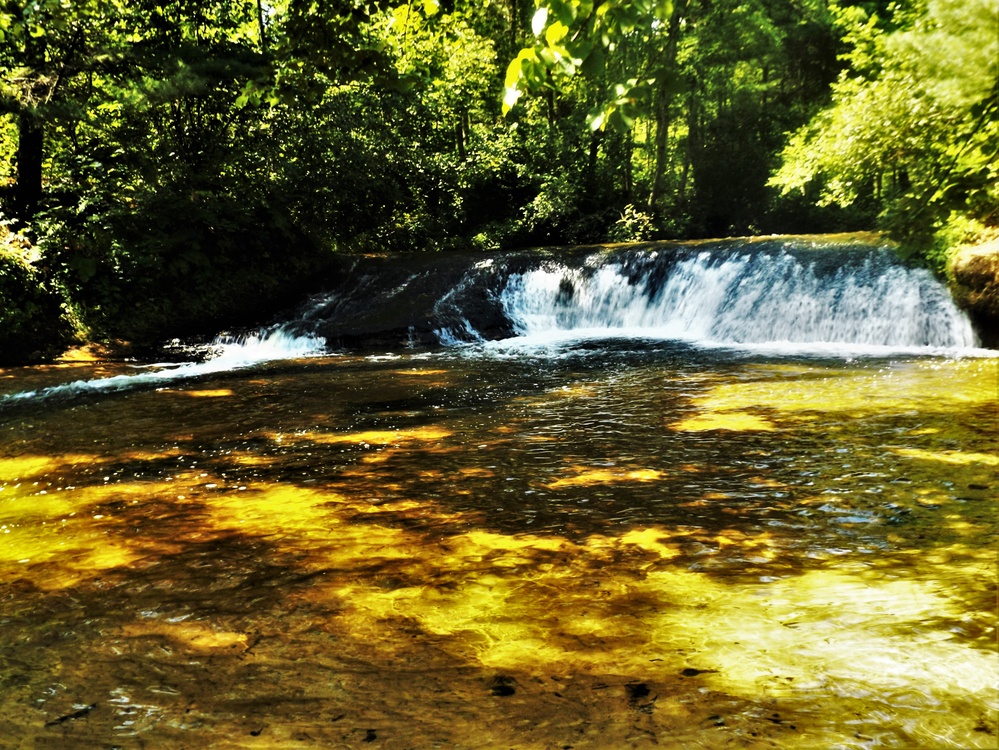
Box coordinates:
[1,0,997,361]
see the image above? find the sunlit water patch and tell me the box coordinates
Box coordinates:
[0,346,995,748]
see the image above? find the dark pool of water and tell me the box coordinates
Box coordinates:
[0,343,996,748]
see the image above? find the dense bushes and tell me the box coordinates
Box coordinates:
[37,191,337,347]
[0,232,75,363]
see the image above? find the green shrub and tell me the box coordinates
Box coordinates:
[0,231,76,364]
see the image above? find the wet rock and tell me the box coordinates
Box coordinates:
[949,239,999,347]
[489,675,517,696]
[625,682,657,713]
[303,251,522,350]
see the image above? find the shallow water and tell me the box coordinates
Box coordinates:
[0,343,996,749]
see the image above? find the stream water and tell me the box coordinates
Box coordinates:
[0,241,996,748]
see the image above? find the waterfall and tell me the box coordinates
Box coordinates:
[496,250,978,350]
[0,327,325,407]
[1,239,986,408]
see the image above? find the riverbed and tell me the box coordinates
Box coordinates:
[0,340,995,748]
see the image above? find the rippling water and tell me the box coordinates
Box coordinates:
[0,342,996,748]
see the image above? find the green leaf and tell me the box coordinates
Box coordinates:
[580,46,604,75]
[538,47,558,66]
[504,51,531,90]
[549,0,576,27]
[545,20,569,46]
[610,108,635,132]
[68,255,97,282]
[586,103,610,130]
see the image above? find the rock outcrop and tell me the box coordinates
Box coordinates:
[949,238,999,348]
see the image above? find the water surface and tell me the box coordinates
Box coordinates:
[1,342,995,748]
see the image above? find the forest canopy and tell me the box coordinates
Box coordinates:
[1,0,997,359]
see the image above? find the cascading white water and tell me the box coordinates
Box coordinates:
[499,251,978,350]
[206,328,327,365]
[1,244,986,408]
[0,327,326,405]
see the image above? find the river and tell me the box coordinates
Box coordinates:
[0,239,996,748]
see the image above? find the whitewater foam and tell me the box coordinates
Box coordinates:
[1,328,326,406]
[497,251,979,353]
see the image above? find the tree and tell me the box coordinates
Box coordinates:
[502,0,674,130]
[502,0,843,236]
[0,0,102,224]
[770,0,999,252]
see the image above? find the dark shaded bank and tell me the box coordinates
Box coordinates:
[0,247,75,363]
[0,207,336,366]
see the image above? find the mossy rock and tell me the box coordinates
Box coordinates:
[949,238,999,347]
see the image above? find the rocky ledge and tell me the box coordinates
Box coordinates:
[949,238,999,348]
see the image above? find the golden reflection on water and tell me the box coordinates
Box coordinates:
[0,352,996,748]
[893,447,998,467]
[546,467,666,488]
[682,360,996,418]
[182,388,236,398]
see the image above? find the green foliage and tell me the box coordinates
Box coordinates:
[928,212,995,278]
[608,203,657,241]
[503,0,674,129]
[771,0,999,253]
[4,0,977,354]
[0,226,75,363]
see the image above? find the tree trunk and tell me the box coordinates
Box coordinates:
[623,132,634,198]
[15,111,44,224]
[256,0,268,53]
[679,86,700,205]
[649,88,671,208]
[587,130,603,181]
[508,0,520,58]
[15,28,46,226]
[456,112,467,161]
[648,1,688,209]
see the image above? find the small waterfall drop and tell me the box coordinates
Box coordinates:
[498,250,978,350]
[1,238,987,409]
[0,326,326,407]
[206,328,327,365]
